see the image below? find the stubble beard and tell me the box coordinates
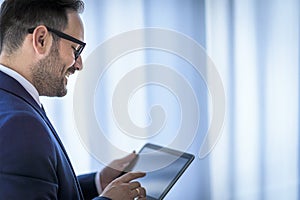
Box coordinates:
[31,45,68,97]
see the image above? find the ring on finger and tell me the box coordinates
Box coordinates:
[135,188,140,195]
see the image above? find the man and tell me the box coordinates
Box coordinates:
[0,0,146,199]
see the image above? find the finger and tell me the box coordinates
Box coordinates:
[108,153,137,172]
[137,187,146,198]
[129,181,141,190]
[118,171,146,183]
[118,152,137,165]
[131,187,146,198]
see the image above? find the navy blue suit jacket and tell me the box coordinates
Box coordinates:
[0,71,109,200]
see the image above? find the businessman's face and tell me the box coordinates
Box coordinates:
[31,12,84,97]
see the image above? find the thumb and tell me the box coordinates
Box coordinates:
[117,152,137,168]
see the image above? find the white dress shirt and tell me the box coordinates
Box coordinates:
[0,64,41,107]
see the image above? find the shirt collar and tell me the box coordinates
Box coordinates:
[0,64,41,107]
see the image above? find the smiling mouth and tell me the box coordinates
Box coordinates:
[65,67,76,80]
[65,71,73,80]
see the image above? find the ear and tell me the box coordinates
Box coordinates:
[31,25,52,56]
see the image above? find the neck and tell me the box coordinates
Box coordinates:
[0,51,33,85]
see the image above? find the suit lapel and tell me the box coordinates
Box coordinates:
[39,104,84,200]
[0,71,84,199]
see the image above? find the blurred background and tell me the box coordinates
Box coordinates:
[18,0,299,199]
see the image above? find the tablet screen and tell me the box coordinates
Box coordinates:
[126,143,194,200]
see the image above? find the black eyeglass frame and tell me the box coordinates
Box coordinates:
[28,26,86,60]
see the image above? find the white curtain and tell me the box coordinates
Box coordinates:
[38,0,299,199]
[206,0,299,199]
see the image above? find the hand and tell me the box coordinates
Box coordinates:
[100,152,137,190]
[100,172,146,200]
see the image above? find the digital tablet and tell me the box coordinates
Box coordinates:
[125,143,195,200]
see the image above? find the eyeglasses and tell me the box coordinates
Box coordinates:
[28,26,86,60]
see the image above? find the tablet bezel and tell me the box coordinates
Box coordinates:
[126,143,195,200]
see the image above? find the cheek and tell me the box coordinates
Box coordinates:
[59,43,75,67]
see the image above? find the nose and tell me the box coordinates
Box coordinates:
[74,56,83,71]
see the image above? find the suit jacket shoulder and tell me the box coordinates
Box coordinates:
[0,71,94,199]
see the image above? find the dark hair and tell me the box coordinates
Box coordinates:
[0,0,84,54]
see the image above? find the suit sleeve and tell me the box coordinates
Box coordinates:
[78,173,114,200]
[0,112,58,199]
[78,172,99,199]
